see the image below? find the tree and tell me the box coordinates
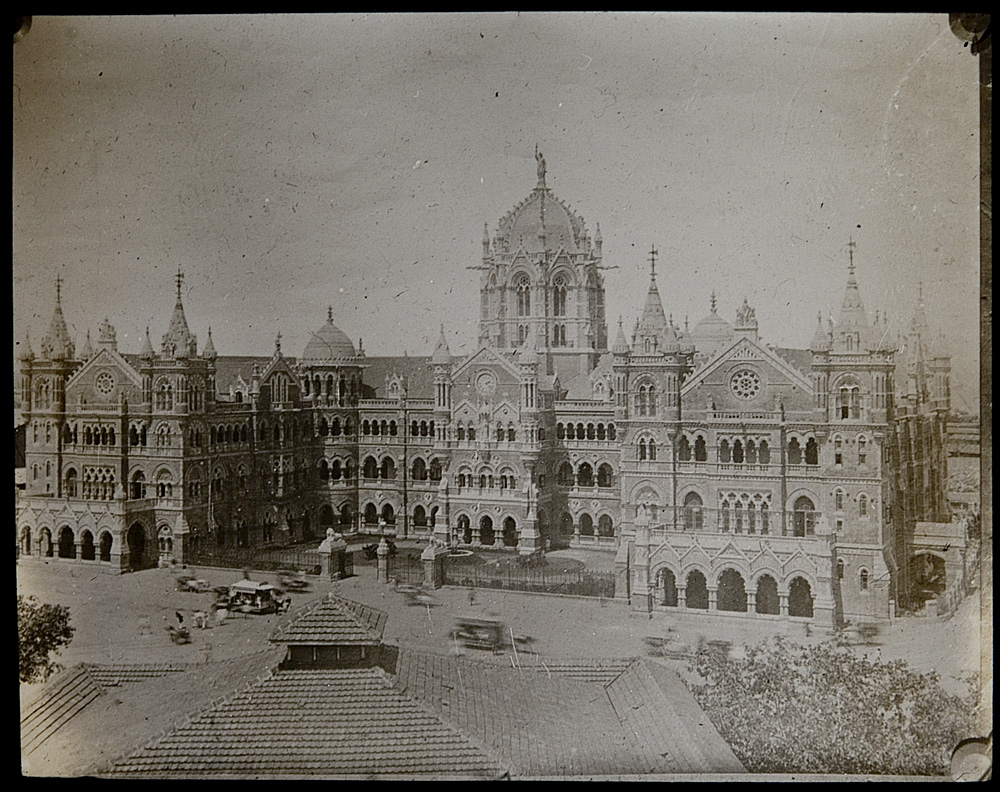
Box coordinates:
[687,636,977,776]
[18,595,74,684]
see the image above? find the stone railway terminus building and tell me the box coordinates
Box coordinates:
[16,154,953,629]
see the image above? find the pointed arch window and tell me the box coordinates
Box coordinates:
[553,276,568,317]
[515,276,531,317]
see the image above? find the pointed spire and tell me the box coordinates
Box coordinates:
[140,326,155,359]
[18,330,34,362]
[811,310,832,352]
[161,270,195,358]
[80,330,94,360]
[834,239,871,351]
[40,277,74,360]
[327,305,333,323]
[275,332,282,355]
[203,327,217,360]
[432,323,451,365]
[710,291,718,314]
[612,316,630,354]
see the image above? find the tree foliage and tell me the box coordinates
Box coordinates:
[688,636,976,776]
[18,595,74,684]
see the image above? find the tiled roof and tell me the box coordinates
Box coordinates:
[21,648,285,778]
[393,649,740,777]
[606,660,744,774]
[107,668,503,779]
[773,346,813,377]
[21,666,102,756]
[21,663,188,757]
[212,355,273,395]
[84,664,187,689]
[269,595,387,646]
[514,656,636,684]
[360,356,435,400]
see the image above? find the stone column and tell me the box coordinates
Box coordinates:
[318,530,350,580]
[677,586,687,609]
[614,541,630,601]
[779,592,790,617]
[518,501,543,556]
[747,590,757,615]
[422,543,451,589]
[707,586,718,611]
[376,537,390,584]
[630,518,652,616]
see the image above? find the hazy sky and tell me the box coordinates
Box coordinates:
[13,13,981,410]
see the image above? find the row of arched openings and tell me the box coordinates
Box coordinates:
[552,512,615,537]
[556,422,617,441]
[656,569,814,617]
[455,514,520,547]
[20,526,114,563]
[555,461,615,488]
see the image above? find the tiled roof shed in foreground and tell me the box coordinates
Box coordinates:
[106,668,503,779]
[269,595,387,646]
[394,649,745,777]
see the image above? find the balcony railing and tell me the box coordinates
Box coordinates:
[634,505,823,538]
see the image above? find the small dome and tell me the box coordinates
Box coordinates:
[302,308,357,361]
[691,311,734,358]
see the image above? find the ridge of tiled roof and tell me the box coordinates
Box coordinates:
[269,594,387,646]
[83,663,187,689]
[106,667,504,779]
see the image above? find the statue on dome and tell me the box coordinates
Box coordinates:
[736,297,756,327]
[535,144,546,187]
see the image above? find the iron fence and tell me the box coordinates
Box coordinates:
[184,544,324,576]
[443,557,615,598]
[387,554,424,585]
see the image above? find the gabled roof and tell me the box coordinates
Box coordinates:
[107,667,503,779]
[269,595,386,646]
[681,336,814,396]
[65,346,143,392]
[450,344,523,382]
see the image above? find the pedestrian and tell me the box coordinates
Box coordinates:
[469,587,476,606]
[215,603,228,625]
[194,610,208,629]
[175,610,184,626]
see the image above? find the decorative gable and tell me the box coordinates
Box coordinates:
[65,348,142,407]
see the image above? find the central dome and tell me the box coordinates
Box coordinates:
[498,188,587,255]
[691,295,735,359]
[302,311,356,361]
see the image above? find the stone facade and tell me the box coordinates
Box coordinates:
[16,156,951,627]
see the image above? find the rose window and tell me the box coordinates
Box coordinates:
[730,369,761,400]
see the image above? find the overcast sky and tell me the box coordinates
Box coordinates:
[13,13,981,410]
